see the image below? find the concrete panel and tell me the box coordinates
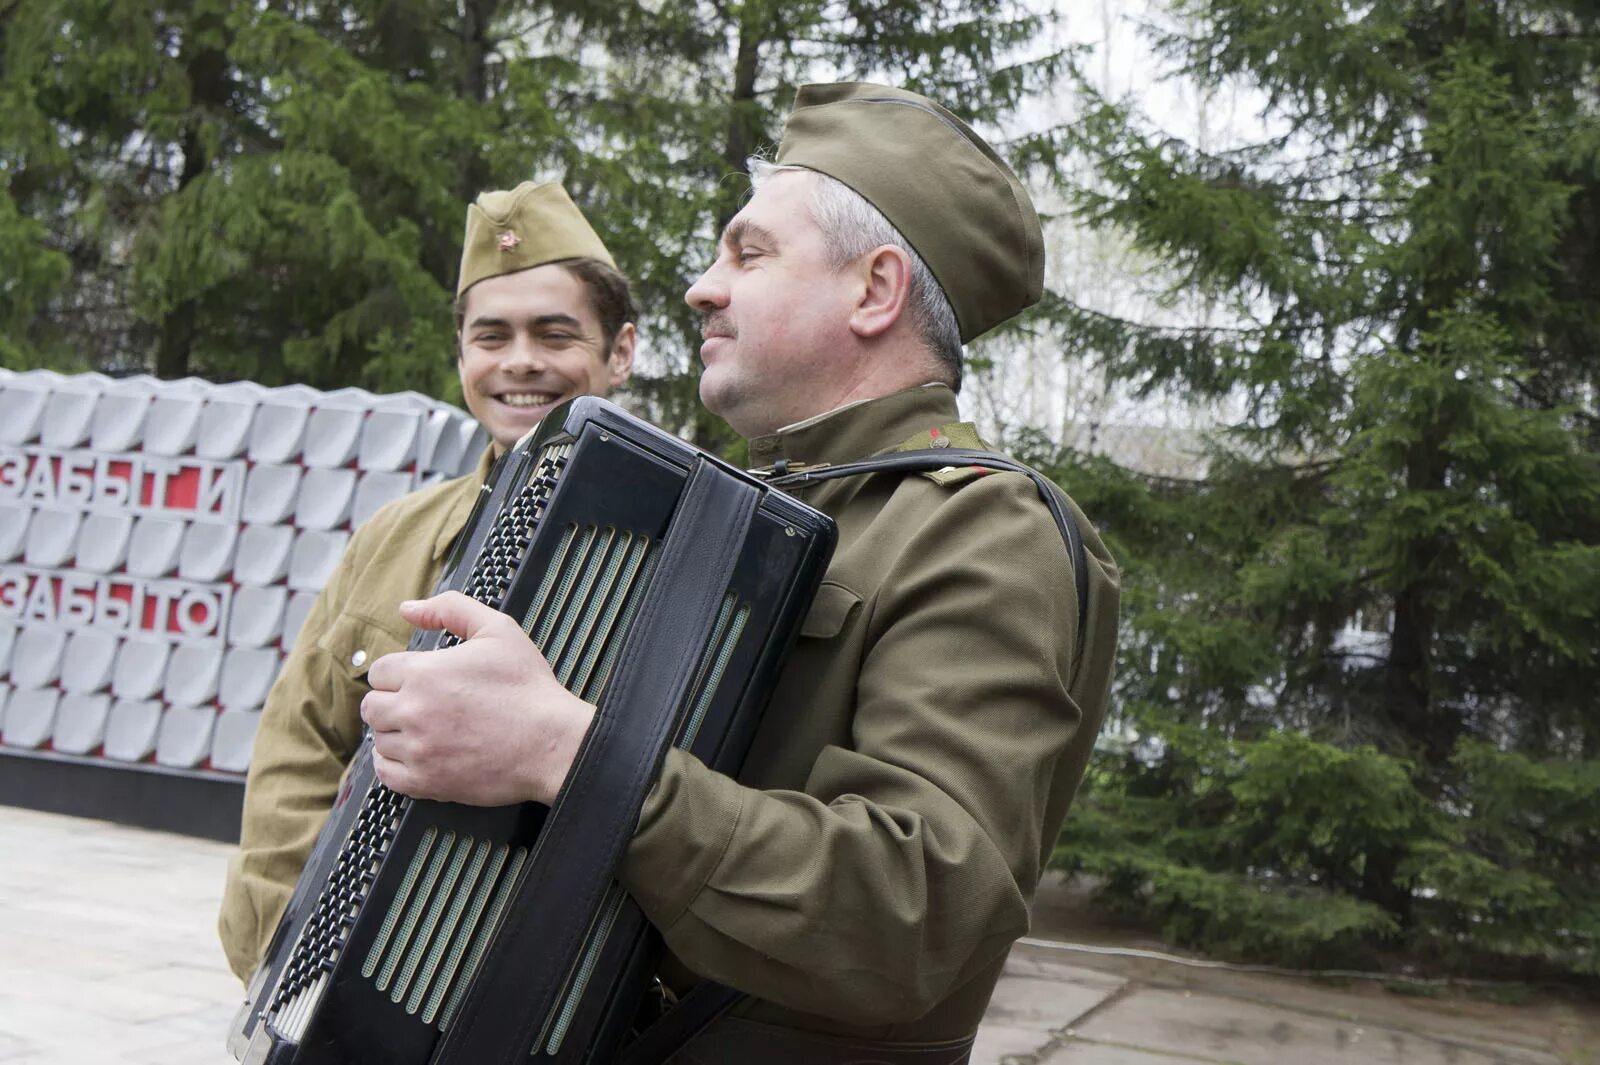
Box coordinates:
[303,404,364,468]
[2,687,60,748]
[177,521,238,582]
[247,394,313,464]
[126,516,185,578]
[142,394,203,456]
[0,501,29,562]
[103,698,162,761]
[218,647,280,709]
[59,629,119,694]
[10,627,67,688]
[195,382,264,460]
[155,705,216,768]
[52,692,112,755]
[351,470,412,527]
[74,512,134,573]
[281,591,316,650]
[210,708,261,773]
[293,467,356,530]
[242,463,301,525]
[288,529,348,592]
[24,508,82,568]
[164,644,222,705]
[234,524,293,585]
[90,386,153,453]
[227,584,287,648]
[0,373,55,445]
[357,409,420,471]
[420,408,463,474]
[40,379,106,449]
[111,638,171,701]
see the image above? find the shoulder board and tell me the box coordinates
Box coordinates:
[889,422,996,487]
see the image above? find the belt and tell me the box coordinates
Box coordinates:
[666,1017,975,1065]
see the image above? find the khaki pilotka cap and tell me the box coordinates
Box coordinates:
[774,82,1045,343]
[456,181,616,297]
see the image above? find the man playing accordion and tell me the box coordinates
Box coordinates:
[350,83,1120,1064]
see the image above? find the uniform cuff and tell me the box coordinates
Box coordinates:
[620,747,745,928]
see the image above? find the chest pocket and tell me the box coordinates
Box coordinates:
[317,610,410,684]
[799,581,863,640]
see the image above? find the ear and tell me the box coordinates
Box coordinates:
[848,246,913,340]
[606,322,637,388]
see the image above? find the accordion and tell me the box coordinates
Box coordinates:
[228,398,835,1065]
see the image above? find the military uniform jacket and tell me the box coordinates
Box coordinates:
[218,450,493,981]
[219,386,1120,1051]
[619,384,1120,1048]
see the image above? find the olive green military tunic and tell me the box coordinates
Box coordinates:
[218,450,493,981]
[219,385,1119,1055]
[620,384,1120,1050]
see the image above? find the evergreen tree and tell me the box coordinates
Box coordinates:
[1047,0,1600,975]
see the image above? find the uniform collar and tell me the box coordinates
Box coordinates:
[432,445,497,561]
[746,383,960,470]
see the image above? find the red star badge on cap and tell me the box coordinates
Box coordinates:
[498,231,521,251]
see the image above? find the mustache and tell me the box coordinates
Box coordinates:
[699,312,737,339]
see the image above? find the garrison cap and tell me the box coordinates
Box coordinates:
[774,82,1044,343]
[457,181,615,298]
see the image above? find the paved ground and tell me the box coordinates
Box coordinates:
[0,806,1595,1065]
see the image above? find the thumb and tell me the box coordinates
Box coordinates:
[399,590,508,642]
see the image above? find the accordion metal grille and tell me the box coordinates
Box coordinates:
[265,444,570,1039]
[357,829,530,1030]
[535,590,749,1058]
[521,523,658,702]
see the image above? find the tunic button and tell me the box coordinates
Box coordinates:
[351,649,368,668]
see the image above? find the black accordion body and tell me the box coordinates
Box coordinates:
[229,398,836,1065]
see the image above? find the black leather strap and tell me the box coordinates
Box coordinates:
[769,449,1091,653]
[618,980,745,1065]
[435,459,760,1065]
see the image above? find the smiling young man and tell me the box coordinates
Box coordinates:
[357,85,1121,1063]
[217,181,635,981]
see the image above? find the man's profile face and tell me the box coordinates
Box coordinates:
[686,170,859,439]
[458,264,633,454]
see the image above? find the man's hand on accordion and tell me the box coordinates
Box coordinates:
[359,590,595,807]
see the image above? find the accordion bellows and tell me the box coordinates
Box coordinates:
[229,399,835,1065]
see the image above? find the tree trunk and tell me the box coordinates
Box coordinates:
[155,7,230,380]
[458,0,499,204]
[716,2,764,232]
[690,2,766,453]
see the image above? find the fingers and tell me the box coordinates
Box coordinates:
[398,591,509,642]
[359,688,404,733]
[365,649,423,693]
[372,745,418,798]
[366,699,423,797]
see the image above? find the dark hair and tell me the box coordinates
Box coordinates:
[454,258,638,355]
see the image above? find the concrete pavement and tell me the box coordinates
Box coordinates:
[0,806,1593,1064]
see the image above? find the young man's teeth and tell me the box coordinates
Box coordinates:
[500,393,555,408]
